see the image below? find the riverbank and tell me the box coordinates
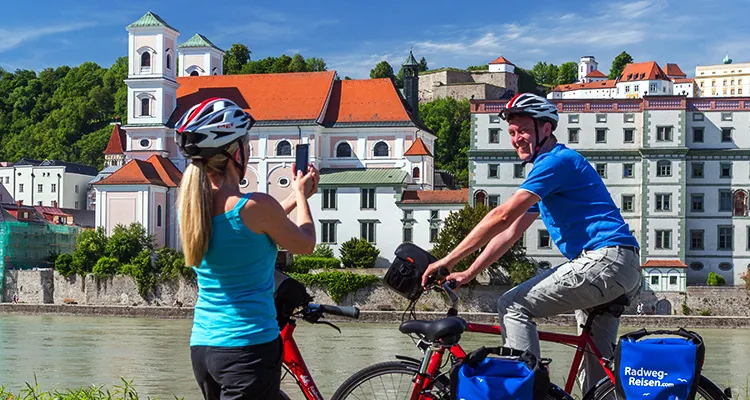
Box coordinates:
[3,303,750,329]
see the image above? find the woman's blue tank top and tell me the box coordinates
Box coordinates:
[190,193,280,347]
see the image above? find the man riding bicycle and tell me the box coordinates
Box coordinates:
[422,93,643,393]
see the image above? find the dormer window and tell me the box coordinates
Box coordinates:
[190,71,199,76]
[166,54,172,70]
[336,142,352,158]
[141,52,151,68]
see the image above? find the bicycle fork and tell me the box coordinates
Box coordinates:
[409,345,447,400]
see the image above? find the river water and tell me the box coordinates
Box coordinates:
[0,315,747,399]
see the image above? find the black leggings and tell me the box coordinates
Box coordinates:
[191,337,282,400]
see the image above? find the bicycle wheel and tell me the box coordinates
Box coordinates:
[582,375,729,400]
[332,360,574,400]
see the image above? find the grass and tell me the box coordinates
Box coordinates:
[0,378,182,400]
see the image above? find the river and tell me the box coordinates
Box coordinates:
[0,315,747,399]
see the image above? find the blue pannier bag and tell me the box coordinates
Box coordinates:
[450,346,550,400]
[615,328,705,400]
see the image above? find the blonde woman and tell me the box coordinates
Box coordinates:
[175,98,318,400]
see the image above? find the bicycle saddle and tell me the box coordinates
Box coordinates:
[591,294,630,317]
[399,317,468,343]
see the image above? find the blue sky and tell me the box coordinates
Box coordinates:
[1,0,748,79]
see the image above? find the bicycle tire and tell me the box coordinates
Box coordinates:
[331,360,574,400]
[582,375,729,400]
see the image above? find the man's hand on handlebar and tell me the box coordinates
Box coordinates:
[444,270,474,290]
[421,258,454,287]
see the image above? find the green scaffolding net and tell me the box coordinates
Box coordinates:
[0,221,81,296]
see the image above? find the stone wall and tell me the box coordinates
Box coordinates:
[418,70,516,102]
[628,286,750,316]
[433,84,507,102]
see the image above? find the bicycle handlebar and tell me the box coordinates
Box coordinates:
[312,304,360,319]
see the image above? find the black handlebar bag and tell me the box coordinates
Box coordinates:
[273,269,312,330]
[614,328,705,400]
[383,243,437,300]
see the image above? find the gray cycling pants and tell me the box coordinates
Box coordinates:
[498,246,643,395]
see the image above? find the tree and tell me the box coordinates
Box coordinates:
[370,61,395,82]
[515,67,545,96]
[430,204,536,285]
[556,62,579,85]
[467,64,488,71]
[71,227,109,275]
[270,54,293,73]
[305,57,327,72]
[531,62,559,87]
[223,43,251,75]
[339,238,380,269]
[289,54,308,73]
[419,57,428,72]
[609,51,633,80]
[105,223,154,264]
[418,98,471,186]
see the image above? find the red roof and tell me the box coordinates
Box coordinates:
[34,206,69,217]
[619,62,669,82]
[552,79,617,92]
[401,188,468,204]
[95,156,181,187]
[104,124,127,155]
[664,63,686,78]
[489,56,515,66]
[172,71,336,124]
[673,78,694,84]
[586,70,607,78]
[642,260,688,268]
[404,138,433,156]
[323,79,411,125]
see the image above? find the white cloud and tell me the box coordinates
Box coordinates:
[0,22,97,53]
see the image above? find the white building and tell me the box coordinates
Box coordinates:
[471,96,750,286]
[0,158,97,209]
[694,54,750,97]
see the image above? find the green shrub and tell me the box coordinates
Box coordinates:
[289,271,380,302]
[156,247,194,282]
[699,309,711,316]
[508,260,538,286]
[55,253,75,277]
[126,249,157,297]
[292,256,340,273]
[707,272,726,286]
[93,256,120,279]
[312,243,335,259]
[105,223,154,264]
[682,302,691,315]
[339,238,380,269]
[71,227,109,275]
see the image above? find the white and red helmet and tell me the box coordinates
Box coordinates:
[174,97,255,159]
[499,93,559,131]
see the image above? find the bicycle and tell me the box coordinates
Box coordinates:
[279,302,360,400]
[332,273,731,400]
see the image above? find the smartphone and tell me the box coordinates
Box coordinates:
[295,144,309,175]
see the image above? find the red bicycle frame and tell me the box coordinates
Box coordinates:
[280,321,325,400]
[409,322,616,400]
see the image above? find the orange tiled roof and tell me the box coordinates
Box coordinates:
[104,124,127,155]
[489,56,514,66]
[95,159,168,187]
[664,63,686,78]
[172,71,336,124]
[642,259,687,268]
[323,79,412,125]
[146,155,182,187]
[619,62,669,82]
[673,78,694,84]
[401,188,468,204]
[404,137,433,156]
[586,70,607,78]
[552,79,617,92]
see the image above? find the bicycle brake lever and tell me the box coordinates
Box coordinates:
[315,320,342,333]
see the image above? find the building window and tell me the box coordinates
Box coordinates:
[721,128,733,142]
[568,114,579,123]
[403,210,413,220]
[360,188,375,209]
[623,163,634,178]
[322,189,336,209]
[693,113,704,121]
[649,83,657,92]
[740,89,743,95]
[734,190,748,216]
[18,184,23,193]
[691,194,704,212]
[166,54,172,70]
[623,128,635,143]
[140,98,150,116]
[37,201,42,206]
[568,128,579,143]
[718,263,732,271]
[624,113,635,123]
[538,230,551,248]
[412,167,420,179]
[489,129,500,144]
[655,193,671,211]
[718,226,733,250]
[719,189,732,211]
[488,195,500,208]
[336,142,352,158]
[157,205,162,227]
[513,164,525,179]
[373,141,389,157]
[720,162,732,178]
[691,162,704,178]
[190,71,199,77]
[360,221,376,243]
[596,128,607,143]
[141,52,151,68]
[721,112,733,121]
[489,164,499,178]
[656,160,671,177]
[430,210,439,220]
[429,227,440,243]
[51,183,56,193]
[4,177,8,183]
[651,276,659,285]
[322,221,337,243]
[140,139,151,148]
[74,201,79,209]
[489,115,501,124]
[403,226,413,243]
[37,184,43,193]
[625,85,630,93]
[596,114,607,123]
[690,230,704,250]
[596,163,607,178]
[474,190,487,206]
[656,126,673,142]
[689,262,704,271]
[74,185,79,193]
[692,127,704,143]
[276,140,292,156]
[655,230,672,249]
[622,195,634,212]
